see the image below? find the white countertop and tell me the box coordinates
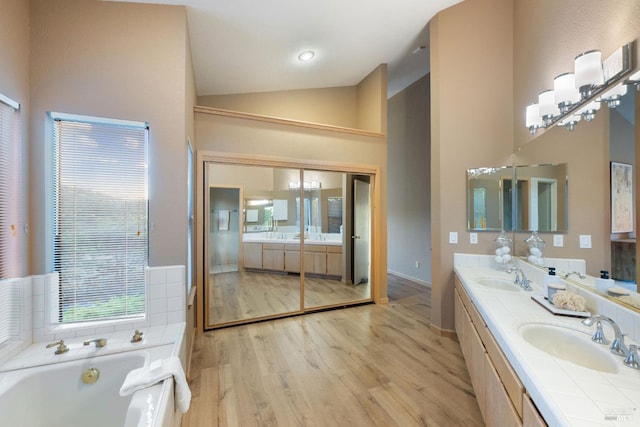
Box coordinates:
[242,233,342,246]
[454,265,640,427]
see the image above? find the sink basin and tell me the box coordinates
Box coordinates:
[474,277,520,291]
[519,324,619,373]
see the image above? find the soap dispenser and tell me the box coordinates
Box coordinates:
[595,270,614,293]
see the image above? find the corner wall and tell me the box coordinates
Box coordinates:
[430,0,514,334]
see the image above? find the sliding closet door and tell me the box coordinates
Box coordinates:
[205,163,303,328]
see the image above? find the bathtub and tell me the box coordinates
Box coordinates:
[0,344,178,427]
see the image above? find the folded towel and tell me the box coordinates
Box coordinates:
[120,356,191,414]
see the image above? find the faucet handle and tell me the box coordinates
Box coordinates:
[83,338,107,348]
[131,329,144,343]
[591,321,610,345]
[624,345,640,369]
[45,340,69,354]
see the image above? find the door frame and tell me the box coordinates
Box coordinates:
[196,151,381,331]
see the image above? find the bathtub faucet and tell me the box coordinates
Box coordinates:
[45,340,69,355]
[83,338,107,348]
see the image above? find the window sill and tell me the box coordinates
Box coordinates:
[46,315,147,335]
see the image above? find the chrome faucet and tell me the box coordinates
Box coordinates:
[624,345,640,369]
[563,271,586,279]
[506,267,533,291]
[45,340,69,355]
[83,338,107,348]
[582,315,629,357]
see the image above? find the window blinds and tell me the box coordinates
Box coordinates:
[52,114,148,323]
[0,96,21,344]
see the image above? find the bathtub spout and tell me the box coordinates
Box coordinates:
[83,338,107,348]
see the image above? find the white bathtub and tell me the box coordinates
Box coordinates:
[0,344,178,427]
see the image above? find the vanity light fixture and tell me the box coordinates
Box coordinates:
[525,103,543,135]
[554,73,581,113]
[538,90,559,126]
[524,41,634,135]
[297,50,315,62]
[575,50,604,99]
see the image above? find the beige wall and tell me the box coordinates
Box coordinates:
[357,65,388,134]
[430,0,515,333]
[0,0,30,277]
[430,0,640,333]
[199,86,359,129]
[29,0,192,271]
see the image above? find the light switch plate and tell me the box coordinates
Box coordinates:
[553,234,563,247]
[579,234,592,249]
[469,233,478,244]
[449,231,458,244]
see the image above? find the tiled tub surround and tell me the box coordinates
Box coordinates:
[0,265,186,368]
[454,254,640,426]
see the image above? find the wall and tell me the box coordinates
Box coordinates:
[357,65,388,134]
[387,75,431,285]
[430,0,514,334]
[0,0,30,278]
[29,0,191,271]
[199,86,358,129]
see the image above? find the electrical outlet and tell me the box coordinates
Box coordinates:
[553,234,563,247]
[579,234,592,249]
[415,261,420,268]
[449,231,458,244]
[469,233,478,244]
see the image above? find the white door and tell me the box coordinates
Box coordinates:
[353,178,370,285]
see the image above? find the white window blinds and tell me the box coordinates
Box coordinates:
[0,95,22,344]
[52,113,148,323]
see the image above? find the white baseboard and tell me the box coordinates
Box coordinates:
[387,269,431,287]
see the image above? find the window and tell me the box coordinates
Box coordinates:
[51,113,148,324]
[0,94,22,344]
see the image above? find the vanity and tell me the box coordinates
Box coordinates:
[454,254,640,427]
[242,233,343,278]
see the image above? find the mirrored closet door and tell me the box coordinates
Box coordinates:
[205,161,373,329]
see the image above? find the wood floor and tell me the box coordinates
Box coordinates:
[185,275,483,426]
[208,270,371,326]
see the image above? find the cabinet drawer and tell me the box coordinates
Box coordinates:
[285,244,301,251]
[484,327,524,418]
[523,393,547,427]
[263,243,284,250]
[327,245,342,253]
[304,245,326,253]
[485,354,522,427]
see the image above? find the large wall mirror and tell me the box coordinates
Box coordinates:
[466,164,568,232]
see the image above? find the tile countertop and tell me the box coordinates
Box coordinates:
[454,265,640,427]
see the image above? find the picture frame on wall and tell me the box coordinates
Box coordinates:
[611,161,634,233]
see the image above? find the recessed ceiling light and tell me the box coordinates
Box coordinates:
[298,50,315,62]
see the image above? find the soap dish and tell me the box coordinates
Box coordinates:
[608,286,631,297]
[531,294,591,318]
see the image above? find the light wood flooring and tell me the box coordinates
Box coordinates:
[186,274,483,426]
[208,270,371,326]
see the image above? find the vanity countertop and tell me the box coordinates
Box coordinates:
[454,264,640,427]
[242,234,342,246]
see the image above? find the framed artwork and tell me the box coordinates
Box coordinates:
[611,161,634,233]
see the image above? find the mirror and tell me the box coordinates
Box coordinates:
[466,166,513,231]
[513,163,568,232]
[466,164,568,232]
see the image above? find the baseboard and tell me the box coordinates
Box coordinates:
[387,269,431,287]
[430,323,458,341]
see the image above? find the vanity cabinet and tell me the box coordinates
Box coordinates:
[326,246,343,277]
[454,276,546,427]
[243,243,262,269]
[262,243,285,271]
